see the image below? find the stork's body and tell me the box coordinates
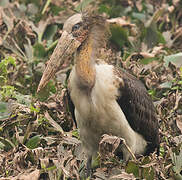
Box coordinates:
[69,64,147,160]
[38,13,159,171]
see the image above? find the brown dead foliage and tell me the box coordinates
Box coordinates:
[0,0,182,179]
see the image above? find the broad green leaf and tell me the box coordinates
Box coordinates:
[145,26,165,48]
[110,25,130,49]
[164,53,182,68]
[0,102,8,114]
[91,155,100,169]
[126,161,139,177]
[43,25,58,43]
[14,93,32,106]
[50,4,65,15]
[25,135,41,149]
[157,30,166,44]
[98,4,111,15]
[132,12,146,23]
[75,0,94,12]
[33,43,46,58]
[159,81,172,89]
[37,81,56,101]
[142,167,154,180]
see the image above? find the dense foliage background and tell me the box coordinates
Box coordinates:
[0,0,182,179]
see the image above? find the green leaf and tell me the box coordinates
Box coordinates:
[6,56,16,66]
[30,105,40,113]
[126,161,139,177]
[72,129,80,139]
[13,92,32,106]
[0,102,10,120]
[157,30,166,44]
[43,25,58,43]
[75,0,94,12]
[98,4,111,15]
[160,146,165,157]
[164,53,182,68]
[159,81,172,89]
[1,85,16,101]
[0,137,15,151]
[142,167,154,180]
[145,26,165,48]
[132,12,146,23]
[33,43,46,58]
[91,155,100,169]
[139,57,157,65]
[145,8,166,28]
[37,80,56,101]
[50,4,65,15]
[0,57,16,74]
[0,141,5,150]
[110,25,130,49]
[171,150,182,179]
[25,135,41,149]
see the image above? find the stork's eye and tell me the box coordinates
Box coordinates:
[72,23,82,31]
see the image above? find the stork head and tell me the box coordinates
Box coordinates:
[37,13,108,92]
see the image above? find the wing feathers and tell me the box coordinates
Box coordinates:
[115,67,159,154]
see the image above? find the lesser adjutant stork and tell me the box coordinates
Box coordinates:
[37,12,159,172]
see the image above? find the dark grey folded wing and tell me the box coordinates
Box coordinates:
[115,67,159,154]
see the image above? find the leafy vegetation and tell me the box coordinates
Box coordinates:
[0,0,182,179]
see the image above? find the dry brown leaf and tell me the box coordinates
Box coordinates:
[174,135,182,145]
[151,45,164,55]
[176,115,182,134]
[173,0,180,6]
[163,31,174,48]
[135,0,143,11]
[110,172,136,180]
[99,134,122,157]
[1,7,14,31]
[93,168,108,180]
[12,169,40,180]
[107,17,135,27]
[140,52,155,58]
[44,111,64,134]
[168,5,175,13]
[99,134,136,161]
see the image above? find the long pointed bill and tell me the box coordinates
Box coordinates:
[37,31,81,92]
